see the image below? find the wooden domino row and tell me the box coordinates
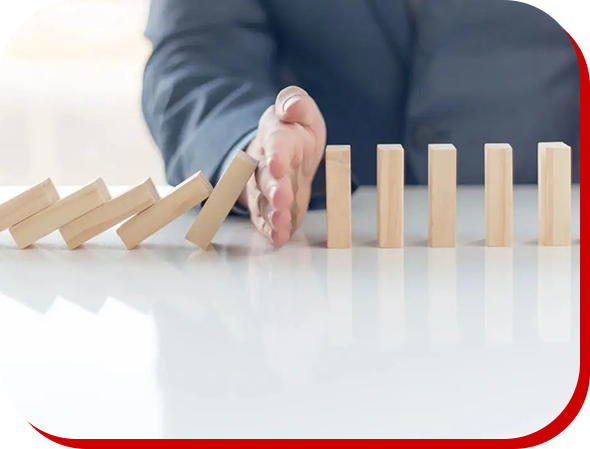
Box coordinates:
[0,152,257,250]
[326,142,573,248]
[0,142,573,251]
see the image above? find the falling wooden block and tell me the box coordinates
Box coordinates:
[428,144,457,248]
[60,178,160,249]
[117,171,213,250]
[377,144,404,248]
[9,179,111,249]
[485,144,513,247]
[539,142,571,246]
[0,179,60,233]
[326,145,352,249]
[186,152,257,250]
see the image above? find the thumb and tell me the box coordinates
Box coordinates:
[275,86,317,127]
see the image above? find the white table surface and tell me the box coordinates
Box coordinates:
[0,186,580,439]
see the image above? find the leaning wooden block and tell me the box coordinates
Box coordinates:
[377,144,404,248]
[0,179,60,232]
[186,151,257,250]
[428,144,457,248]
[9,179,111,249]
[539,142,571,246]
[117,171,213,250]
[326,145,352,249]
[485,144,513,247]
[60,178,160,249]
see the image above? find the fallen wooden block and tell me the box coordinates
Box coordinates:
[428,144,457,248]
[186,151,257,250]
[326,145,352,249]
[485,144,513,247]
[117,171,213,250]
[0,179,60,233]
[377,144,404,248]
[539,142,571,246]
[60,178,160,249]
[9,179,111,249]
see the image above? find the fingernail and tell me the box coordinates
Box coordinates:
[269,185,278,201]
[267,210,275,228]
[282,94,303,114]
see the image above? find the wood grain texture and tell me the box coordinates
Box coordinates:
[428,144,457,248]
[539,142,571,246]
[326,145,352,249]
[60,178,160,249]
[377,144,404,248]
[0,178,60,232]
[485,144,513,247]
[117,171,213,250]
[186,151,258,250]
[9,179,111,249]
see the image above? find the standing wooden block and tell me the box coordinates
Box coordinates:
[539,142,571,246]
[377,144,404,248]
[9,179,111,249]
[60,179,160,249]
[326,145,352,249]
[186,152,257,250]
[428,144,457,248]
[0,179,60,233]
[117,171,213,250]
[485,144,513,247]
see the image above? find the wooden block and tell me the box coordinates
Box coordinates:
[539,145,546,245]
[117,171,213,250]
[0,179,60,232]
[485,144,513,247]
[186,152,257,250]
[60,178,160,249]
[539,142,571,246]
[377,144,404,248]
[428,144,457,248]
[9,179,111,249]
[326,145,352,249]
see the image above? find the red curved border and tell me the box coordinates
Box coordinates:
[525,28,590,443]
[511,30,590,446]
[25,31,587,449]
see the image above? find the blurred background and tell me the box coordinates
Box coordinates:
[0,0,166,186]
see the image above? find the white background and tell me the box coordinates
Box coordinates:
[0,0,164,187]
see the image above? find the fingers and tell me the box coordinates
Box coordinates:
[248,187,292,248]
[261,124,313,182]
[255,162,294,211]
[263,129,292,178]
[263,127,300,178]
[271,227,292,248]
[275,86,318,127]
[257,109,293,178]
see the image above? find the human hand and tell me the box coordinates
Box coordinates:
[239,86,327,247]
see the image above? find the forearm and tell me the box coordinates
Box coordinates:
[142,63,273,186]
[142,0,277,187]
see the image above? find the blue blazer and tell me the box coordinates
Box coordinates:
[142,0,580,192]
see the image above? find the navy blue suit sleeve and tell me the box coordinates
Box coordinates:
[143,0,276,186]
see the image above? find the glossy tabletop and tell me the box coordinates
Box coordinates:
[0,186,581,439]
